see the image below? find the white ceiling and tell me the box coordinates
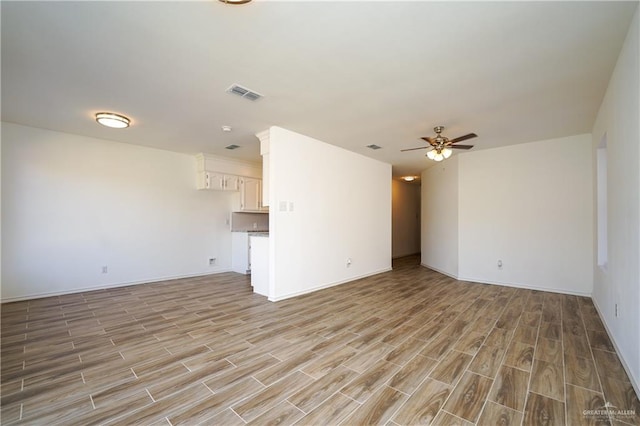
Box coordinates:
[2,1,637,177]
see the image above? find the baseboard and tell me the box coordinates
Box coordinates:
[420,263,460,280]
[592,297,640,399]
[0,269,233,304]
[456,275,592,297]
[268,267,393,302]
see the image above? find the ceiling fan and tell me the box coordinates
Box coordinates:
[402,126,477,161]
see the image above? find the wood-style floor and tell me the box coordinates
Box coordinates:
[1,256,639,425]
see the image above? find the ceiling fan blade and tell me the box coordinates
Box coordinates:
[449,133,478,143]
[401,146,430,152]
[450,144,474,150]
[421,137,435,145]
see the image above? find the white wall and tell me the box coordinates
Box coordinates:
[267,126,391,301]
[0,127,3,295]
[420,135,593,294]
[420,157,459,277]
[1,123,235,302]
[591,7,639,392]
[458,135,593,295]
[392,179,420,258]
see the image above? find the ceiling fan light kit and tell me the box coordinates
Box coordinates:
[426,147,452,162]
[402,125,477,162]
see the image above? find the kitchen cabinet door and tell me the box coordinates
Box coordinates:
[224,175,239,191]
[208,172,227,191]
[231,232,250,274]
[197,172,239,191]
[240,177,262,211]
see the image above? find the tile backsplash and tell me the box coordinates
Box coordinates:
[231,212,269,231]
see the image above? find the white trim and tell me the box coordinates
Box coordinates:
[420,264,592,297]
[0,269,232,304]
[592,297,640,399]
[420,263,459,280]
[456,275,592,297]
[195,153,261,179]
[255,129,270,154]
[267,267,393,302]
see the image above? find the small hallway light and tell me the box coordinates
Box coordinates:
[402,176,416,182]
[95,112,131,129]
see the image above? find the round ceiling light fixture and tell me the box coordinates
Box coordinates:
[95,112,131,129]
[218,0,251,4]
[402,176,416,182]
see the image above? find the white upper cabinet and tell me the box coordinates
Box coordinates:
[195,153,261,192]
[224,175,239,191]
[197,172,239,191]
[239,177,262,211]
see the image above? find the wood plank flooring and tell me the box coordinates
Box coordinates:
[1,255,639,425]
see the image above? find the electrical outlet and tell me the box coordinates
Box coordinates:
[253,222,258,229]
[346,258,352,267]
[101,266,108,274]
[615,303,619,317]
[209,258,216,266]
[497,259,503,269]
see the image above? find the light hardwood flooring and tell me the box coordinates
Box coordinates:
[1,256,639,425]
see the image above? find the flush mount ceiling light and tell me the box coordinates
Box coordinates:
[402,176,416,182]
[95,112,130,129]
[218,0,251,4]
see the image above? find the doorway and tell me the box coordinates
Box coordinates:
[392,178,421,259]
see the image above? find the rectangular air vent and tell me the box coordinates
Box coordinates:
[226,84,263,101]
[366,144,382,150]
[225,144,240,150]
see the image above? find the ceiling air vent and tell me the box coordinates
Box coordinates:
[226,84,263,101]
[366,144,382,150]
[225,144,240,150]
